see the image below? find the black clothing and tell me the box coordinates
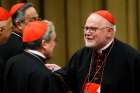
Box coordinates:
[0,57,4,93]
[3,51,66,93]
[0,32,24,61]
[0,32,24,93]
[57,39,140,93]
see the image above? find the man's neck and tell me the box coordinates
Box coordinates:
[25,49,46,59]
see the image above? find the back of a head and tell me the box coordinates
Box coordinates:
[42,20,55,42]
[22,21,48,49]
[22,20,55,49]
[9,3,25,17]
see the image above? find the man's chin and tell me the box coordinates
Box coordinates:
[85,43,94,48]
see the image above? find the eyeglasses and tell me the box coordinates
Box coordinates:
[0,27,6,32]
[30,17,41,21]
[83,26,112,32]
[0,26,12,32]
[0,20,13,32]
[26,16,41,22]
[18,19,25,24]
[18,17,41,24]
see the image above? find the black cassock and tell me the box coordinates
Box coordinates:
[57,39,140,93]
[0,57,4,93]
[3,51,66,93]
[0,32,24,93]
[0,32,24,62]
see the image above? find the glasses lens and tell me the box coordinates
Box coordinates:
[84,27,97,32]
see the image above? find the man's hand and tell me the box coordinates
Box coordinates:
[45,64,61,72]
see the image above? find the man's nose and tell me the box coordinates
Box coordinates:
[85,32,91,37]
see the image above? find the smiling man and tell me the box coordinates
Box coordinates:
[54,10,140,93]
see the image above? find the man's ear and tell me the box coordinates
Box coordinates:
[107,28,114,38]
[41,40,48,46]
[108,28,114,32]
[15,22,23,31]
[41,40,49,50]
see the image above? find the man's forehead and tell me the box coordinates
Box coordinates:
[24,7,38,17]
[85,14,101,25]
[86,13,111,26]
[87,13,103,21]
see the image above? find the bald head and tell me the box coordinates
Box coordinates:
[86,10,116,32]
[86,13,114,29]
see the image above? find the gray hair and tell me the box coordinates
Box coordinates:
[24,20,55,49]
[42,20,55,42]
[12,3,33,25]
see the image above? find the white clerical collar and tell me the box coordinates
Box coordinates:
[98,39,114,53]
[12,32,22,38]
[25,49,46,59]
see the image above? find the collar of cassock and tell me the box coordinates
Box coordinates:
[97,39,114,53]
[25,49,46,60]
[12,32,22,38]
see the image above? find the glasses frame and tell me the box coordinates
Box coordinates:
[83,26,113,32]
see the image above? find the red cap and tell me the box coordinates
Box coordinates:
[95,10,115,25]
[9,3,25,16]
[23,21,48,42]
[0,7,10,21]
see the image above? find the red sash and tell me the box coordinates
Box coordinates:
[84,83,100,93]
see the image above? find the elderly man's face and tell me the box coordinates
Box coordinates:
[0,18,12,45]
[84,14,113,49]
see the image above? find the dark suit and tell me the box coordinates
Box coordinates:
[0,32,24,61]
[0,57,4,93]
[3,51,66,93]
[0,32,24,93]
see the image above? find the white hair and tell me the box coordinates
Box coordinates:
[42,20,55,41]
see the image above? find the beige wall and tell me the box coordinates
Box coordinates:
[42,0,140,66]
[1,0,140,66]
